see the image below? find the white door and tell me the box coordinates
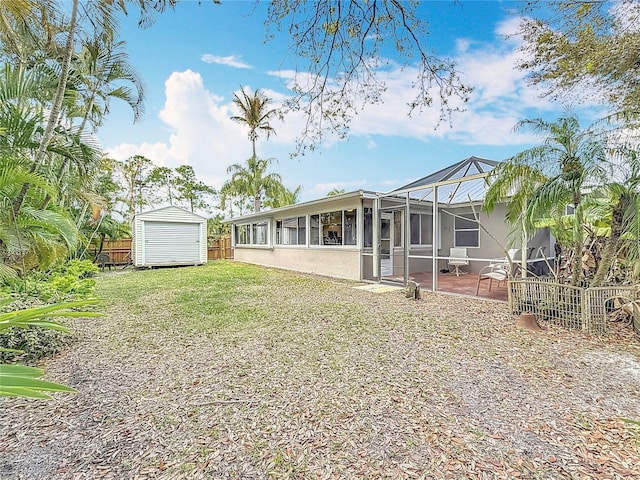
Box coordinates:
[144,221,200,265]
[380,213,393,277]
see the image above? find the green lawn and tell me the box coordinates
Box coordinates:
[1,261,639,479]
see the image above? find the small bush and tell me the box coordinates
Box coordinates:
[0,296,74,364]
[0,260,98,363]
[0,325,73,364]
[1,259,98,301]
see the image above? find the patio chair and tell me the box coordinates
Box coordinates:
[448,247,469,276]
[476,260,510,295]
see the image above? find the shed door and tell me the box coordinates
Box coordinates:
[144,221,200,264]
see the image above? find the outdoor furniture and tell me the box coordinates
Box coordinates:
[448,248,469,276]
[476,261,509,295]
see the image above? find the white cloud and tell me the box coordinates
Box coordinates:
[268,41,545,149]
[106,70,252,189]
[107,142,172,166]
[201,54,252,69]
[494,15,524,40]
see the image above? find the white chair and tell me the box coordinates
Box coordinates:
[448,248,469,276]
[476,261,510,295]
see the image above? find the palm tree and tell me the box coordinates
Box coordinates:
[326,188,346,197]
[12,0,80,219]
[585,140,640,286]
[484,113,608,285]
[39,37,145,211]
[263,185,302,209]
[0,158,78,277]
[72,38,145,134]
[484,162,547,277]
[222,157,283,213]
[231,87,279,158]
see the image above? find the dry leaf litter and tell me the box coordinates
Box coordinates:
[1,267,639,479]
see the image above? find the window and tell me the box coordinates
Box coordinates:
[252,221,267,245]
[363,207,373,248]
[276,216,306,245]
[344,209,357,245]
[410,213,433,245]
[394,211,402,247]
[310,215,320,245]
[454,214,479,247]
[236,222,268,246]
[565,204,576,215]
[236,224,249,245]
[321,211,342,245]
[310,209,358,246]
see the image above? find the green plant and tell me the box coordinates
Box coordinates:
[0,297,102,399]
[0,325,73,363]
[1,260,99,301]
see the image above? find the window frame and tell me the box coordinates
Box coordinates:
[453,213,480,248]
[309,209,358,247]
[275,215,307,246]
[410,213,433,246]
[235,221,270,247]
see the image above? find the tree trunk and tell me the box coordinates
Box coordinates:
[12,0,79,219]
[254,192,261,212]
[591,197,626,287]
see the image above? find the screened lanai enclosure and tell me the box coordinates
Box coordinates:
[363,157,554,300]
[228,156,554,301]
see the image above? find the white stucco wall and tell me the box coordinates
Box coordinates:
[233,246,361,281]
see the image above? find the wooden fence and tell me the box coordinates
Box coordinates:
[207,235,234,260]
[93,236,233,265]
[89,238,132,267]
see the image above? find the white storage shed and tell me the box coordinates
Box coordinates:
[132,206,208,268]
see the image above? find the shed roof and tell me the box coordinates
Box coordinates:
[134,205,207,221]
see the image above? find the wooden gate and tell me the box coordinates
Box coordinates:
[207,235,234,260]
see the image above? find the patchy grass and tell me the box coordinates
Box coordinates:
[1,261,640,479]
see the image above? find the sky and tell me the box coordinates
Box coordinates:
[97,0,603,209]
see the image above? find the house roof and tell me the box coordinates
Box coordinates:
[223,190,378,223]
[388,156,501,206]
[225,156,503,224]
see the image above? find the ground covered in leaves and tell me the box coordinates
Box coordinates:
[1,261,640,479]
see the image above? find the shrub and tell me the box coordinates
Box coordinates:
[0,295,73,364]
[1,259,98,301]
[0,325,73,364]
[0,259,99,365]
[0,297,102,399]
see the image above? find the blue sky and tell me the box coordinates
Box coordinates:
[98,0,601,206]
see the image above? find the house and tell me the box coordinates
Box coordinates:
[132,206,208,268]
[225,157,553,292]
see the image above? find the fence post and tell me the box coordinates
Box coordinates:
[581,288,588,332]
